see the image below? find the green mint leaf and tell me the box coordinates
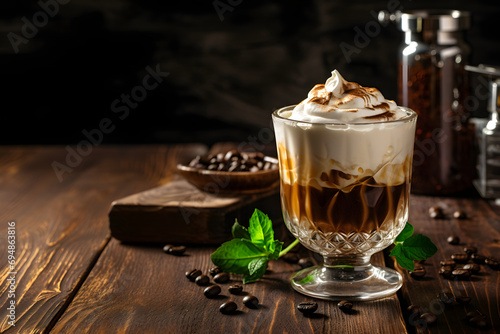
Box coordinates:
[244,258,268,284]
[389,243,415,271]
[231,219,250,239]
[402,234,438,259]
[268,240,284,260]
[248,257,268,276]
[211,239,268,275]
[248,209,275,252]
[395,222,414,243]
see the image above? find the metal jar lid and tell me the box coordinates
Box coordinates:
[398,10,470,32]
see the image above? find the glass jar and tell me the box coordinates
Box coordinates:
[397,10,475,195]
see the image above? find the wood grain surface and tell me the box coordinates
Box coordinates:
[0,145,205,333]
[51,240,406,334]
[1,145,499,334]
[393,195,500,334]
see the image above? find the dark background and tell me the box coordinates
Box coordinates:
[1,0,499,145]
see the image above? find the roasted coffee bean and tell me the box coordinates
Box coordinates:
[452,268,471,279]
[429,206,444,219]
[338,300,353,312]
[297,302,318,315]
[216,153,224,162]
[243,295,259,308]
[439,266,453,278]
[463,263,480,274]
[228,285,243,294]
[282,253,300,264]
[466,310,484,320]
[298,257,314,268]
[203,285,221,298]
[214,272,230,283]
[209,267,222,277]
[419,312,437,325]
[207,164,218,170]
[219,301,237,315]
[471,253,486,264]
[162,244,174,253]
[468,316,488,328]
[263,162,272,170]
[451,253,469,263]
[254,152,265,160]
[453,210,467,219]
[409,266,426,278]
[464,246,478,255]
[224,150,239,162]
[440,260,456,268]
[447,235,460,245]
[169,246,186,256]
[455,295,471,305]
[485,256,500,269]
[249,166,260,173]
[186,269,202,281]
[466,310,487,328]
[438,292,454,304]
[195,275,210,286]
[407,305,421,315]
[217,163,225,171]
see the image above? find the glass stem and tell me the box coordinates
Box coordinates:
[323,255,372,268]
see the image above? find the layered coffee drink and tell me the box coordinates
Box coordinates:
[273,70,417,256]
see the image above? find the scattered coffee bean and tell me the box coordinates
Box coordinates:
[187,150,277,173]
[465,310,487,328]
[186,269,202,282]
[195,275,210,286]
[452,268,471,280]
[440,260,456,268]
[407,305,421,315]
[162,244,173,253]
[455,295,471,305]
[485,256,500,270]
[464,246,478,255]
[453,210,467,219]
[409,266,426,278]
[219,301,237,315]
[471,253,486,264]
[243,295,259,309]
[228,285,243,294]
[282,253,300,264]
[297,302,318,315]
[203,285,222,298]
[419,312,437,325]
[463,263,480,274]
[439,266,453,278]
[338,300,353,312]
[214,272,230,283]
[168,246,186,256]
[209,267,222,277]
[429,206,444,219]
[447,235,460,245]
[438,292,454,305]
[451,253,469,264]
[468,316,488,328]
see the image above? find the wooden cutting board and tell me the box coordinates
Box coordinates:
[108,143,282,245]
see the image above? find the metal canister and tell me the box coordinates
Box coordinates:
[397,10,475,195]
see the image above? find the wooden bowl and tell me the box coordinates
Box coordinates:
[176,155,279,195]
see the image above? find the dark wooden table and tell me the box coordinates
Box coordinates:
[0,145,499,334]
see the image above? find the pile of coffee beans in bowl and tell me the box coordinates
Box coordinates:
[188,150,278,173]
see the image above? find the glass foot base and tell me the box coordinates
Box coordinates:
[290,265,402,301]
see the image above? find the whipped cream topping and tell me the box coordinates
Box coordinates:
[290,70,405,123]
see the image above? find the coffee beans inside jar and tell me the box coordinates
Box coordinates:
[188,150,278,173]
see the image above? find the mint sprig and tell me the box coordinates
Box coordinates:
[389,222,438,271]
[212,211,437,283]
[211,209,288,283]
